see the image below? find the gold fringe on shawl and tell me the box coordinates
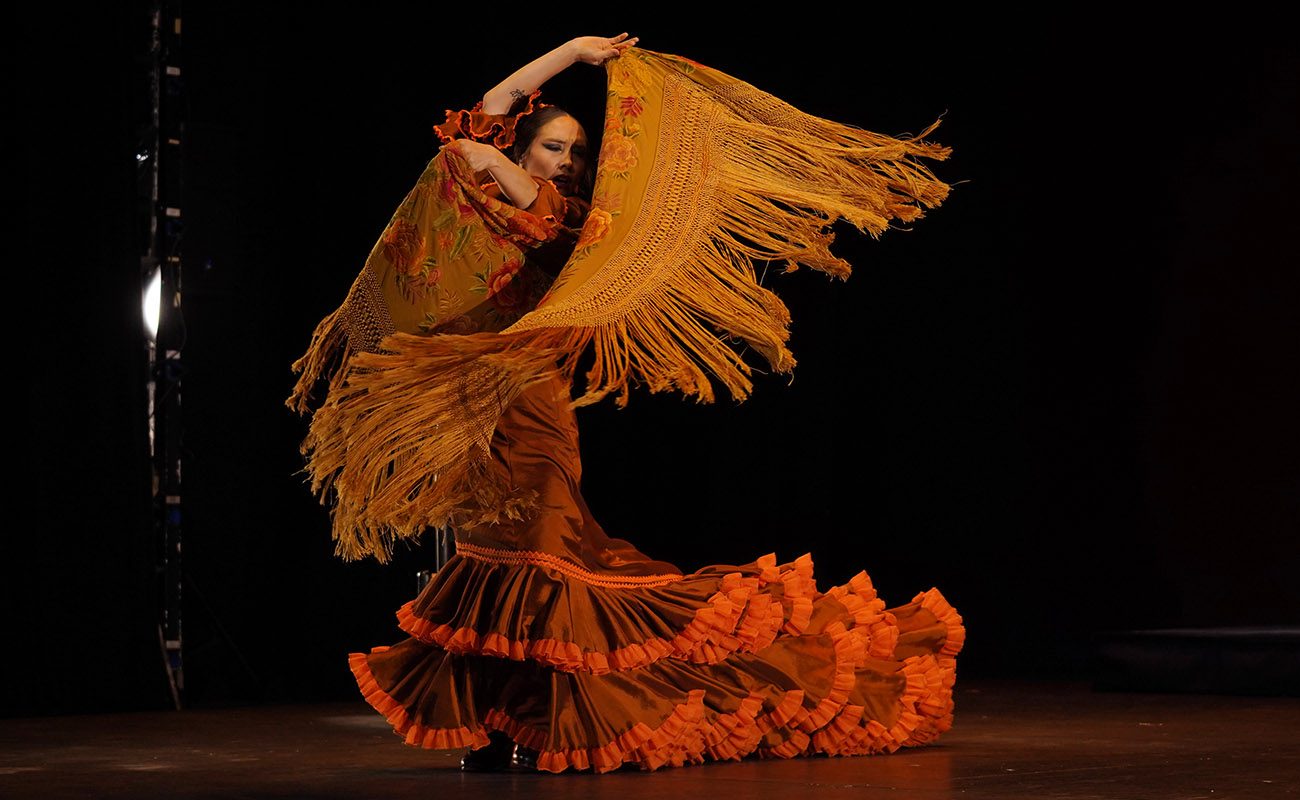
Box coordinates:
[286,47,954,562]
[507,49,952,408]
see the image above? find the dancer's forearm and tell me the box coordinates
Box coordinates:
[446,139,540,208]
[482,34,638,114]
[484,151,541,209]
[481,40,578,115]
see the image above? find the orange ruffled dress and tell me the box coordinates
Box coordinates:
[346,101,967,774]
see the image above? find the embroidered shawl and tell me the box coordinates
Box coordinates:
[287,47,953,562]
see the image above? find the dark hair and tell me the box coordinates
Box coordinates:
[511,105,594,200]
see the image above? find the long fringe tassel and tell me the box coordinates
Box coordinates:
[561,253,790,409]
[297,328,573,562]
[526,59,952,409]
[285,299,352,415]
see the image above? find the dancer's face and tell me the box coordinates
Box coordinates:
[519,115,588,197]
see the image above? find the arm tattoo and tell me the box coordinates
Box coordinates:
[509,88,528,106]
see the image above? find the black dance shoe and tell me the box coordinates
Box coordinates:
[460,731,515,772]
[509,744,540,771]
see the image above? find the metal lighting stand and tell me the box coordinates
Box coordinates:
[415,530,456,593]
[140,0,186,710]
[140,0,259,708]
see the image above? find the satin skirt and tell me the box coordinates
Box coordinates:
[349,373,966,773]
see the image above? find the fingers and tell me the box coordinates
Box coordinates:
[602,34,639,62]
[603,33,638,49]
[583,33,639,65]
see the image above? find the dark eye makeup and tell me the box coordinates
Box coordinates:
[538,138,589,162]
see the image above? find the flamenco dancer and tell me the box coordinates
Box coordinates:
[287,33,965,773]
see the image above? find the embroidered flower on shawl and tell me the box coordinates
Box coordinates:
[382,219,426,277]
[609,54,652,95]
[602,133,639,174]
[395,256,444,302]
[437,176,477,223]
[486,257,525,311]
[438,176,456,206]
[575,208,613,250]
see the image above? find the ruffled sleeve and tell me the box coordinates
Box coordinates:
[434,89,543,150]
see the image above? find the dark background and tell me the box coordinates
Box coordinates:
[10,6,1297,716]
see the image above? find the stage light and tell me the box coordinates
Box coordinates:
[144,265,162,339]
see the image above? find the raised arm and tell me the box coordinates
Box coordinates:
[456,33,638,209]
[482,34,639,114]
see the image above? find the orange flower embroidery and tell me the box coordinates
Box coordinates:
[439,176,458,206]
[486,258,526,312]
[488,258,521,292]
[575,208,614,250]
[443,179,478,222]
[602,132,639,173]
[382,219,425,275]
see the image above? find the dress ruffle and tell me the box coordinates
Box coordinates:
[392,549,814,674]
[433,89,544,150]
[349,551,965,774]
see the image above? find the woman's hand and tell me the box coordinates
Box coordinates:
[445,139,541,208]
[570,33,639,66]
[446,139,505,173]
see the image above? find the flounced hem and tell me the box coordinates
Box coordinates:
[825,569,899,659]
[914,586,967,659]
[397,551,816,675]
[698,691,766,762]
[808,588,963,756]
[493,689,708,773]
[750,618,862,758]
[749,586,964,759]
[348,648,490,751]
[811,653,957,757]
[350,647,712,773]
[351,586,961,770]
[888,653,958,750]
[526,687,769,773]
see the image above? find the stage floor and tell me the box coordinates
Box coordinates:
[2,680,1296,799]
